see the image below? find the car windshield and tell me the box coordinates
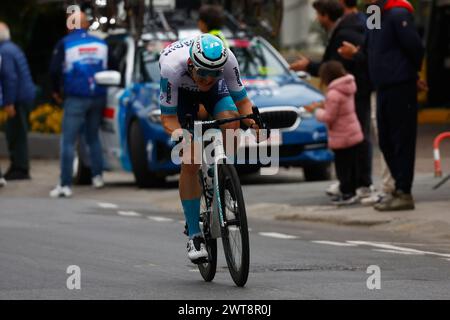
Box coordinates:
[229,38,288,77]
[142,50,161,83]
[141,38,288,83]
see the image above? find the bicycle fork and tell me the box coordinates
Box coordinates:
[203,130,228,239]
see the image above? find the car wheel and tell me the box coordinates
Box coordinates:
[73,144,92,185]
[303,163,332,181]
[129,120,165,188]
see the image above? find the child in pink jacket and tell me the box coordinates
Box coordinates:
[306,61,363,205]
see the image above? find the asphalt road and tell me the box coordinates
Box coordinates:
[1,193,450,300]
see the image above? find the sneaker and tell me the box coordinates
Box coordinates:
[49,185,73,198]
[374,191,415,211]
[92,175,105,189]
[326,182,341,197]
[187,236,208,262]
[331,193,358,206]
[360,191,392,206]
[356,185,376,199]
[0,177,6,188]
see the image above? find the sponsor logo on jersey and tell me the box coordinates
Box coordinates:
[163,39,194,56]
[79,47,98,55]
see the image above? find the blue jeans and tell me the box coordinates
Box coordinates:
[60,96,105,187]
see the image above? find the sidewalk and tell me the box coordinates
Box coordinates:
[242,123,450,243]
[244,174,450,244]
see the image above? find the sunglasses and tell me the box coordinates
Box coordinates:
[195,66,224,78]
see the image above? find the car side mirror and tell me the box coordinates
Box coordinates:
[95,70,122,87]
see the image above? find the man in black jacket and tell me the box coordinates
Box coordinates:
[339,0,424,211]
[290,0,373,199]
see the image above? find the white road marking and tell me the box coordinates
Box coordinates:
[98,202,119,209]
[312,240,358,247]
[347,241,450,258]
[189,269,200,272]
[258,232,299,240]
[117,211,142,217]
[372,249,422,255]
[148,216,174,222]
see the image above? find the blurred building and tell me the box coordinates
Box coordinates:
[281,0,318,49]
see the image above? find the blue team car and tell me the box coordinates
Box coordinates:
[74,31,333,188]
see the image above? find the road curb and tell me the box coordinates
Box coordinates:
[246,202,393,227]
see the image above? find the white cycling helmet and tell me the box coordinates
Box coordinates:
[189,33,228,71]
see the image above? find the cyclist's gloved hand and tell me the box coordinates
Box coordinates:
[247,121,269,144]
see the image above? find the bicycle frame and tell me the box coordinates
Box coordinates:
[188,106,267,239]
[201,127,227,239]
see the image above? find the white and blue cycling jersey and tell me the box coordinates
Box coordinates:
[159,37,249,116]
[50,29,107,97]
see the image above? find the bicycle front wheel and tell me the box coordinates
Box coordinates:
[198,174,217,282]
[219,164,250,287]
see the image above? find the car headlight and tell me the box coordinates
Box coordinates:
[149,109,161,123]
[298,106,313,119]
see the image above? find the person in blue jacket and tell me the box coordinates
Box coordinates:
[338,0,425,211]
[49,12,108,198]
[0,22,36,181]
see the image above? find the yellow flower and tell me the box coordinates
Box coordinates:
[29,103,63,134]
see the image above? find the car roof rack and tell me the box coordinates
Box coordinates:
[139,8,253,43]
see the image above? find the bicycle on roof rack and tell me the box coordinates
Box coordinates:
[215,0,284,41]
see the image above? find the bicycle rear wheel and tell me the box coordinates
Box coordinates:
[219,164,250,287]
[198,175,217,282]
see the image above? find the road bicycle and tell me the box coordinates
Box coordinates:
[182,107,269,287]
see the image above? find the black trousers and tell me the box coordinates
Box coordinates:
[377,81,418,194]
[355,94,373,187]
[333,143,361,196]
[5,102,32,172]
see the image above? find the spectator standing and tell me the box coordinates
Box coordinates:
[306,61,363,205]
[0,22,36,181]
[339,0,367,24]
[360,93,396,205]
[338,0,424,211]
[338,0,374,198]
[289,0,374,200]
[49,12,108,198]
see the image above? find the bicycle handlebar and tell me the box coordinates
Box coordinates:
[183,106,270,138]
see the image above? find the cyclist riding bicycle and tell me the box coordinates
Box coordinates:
[159,33,258,263]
